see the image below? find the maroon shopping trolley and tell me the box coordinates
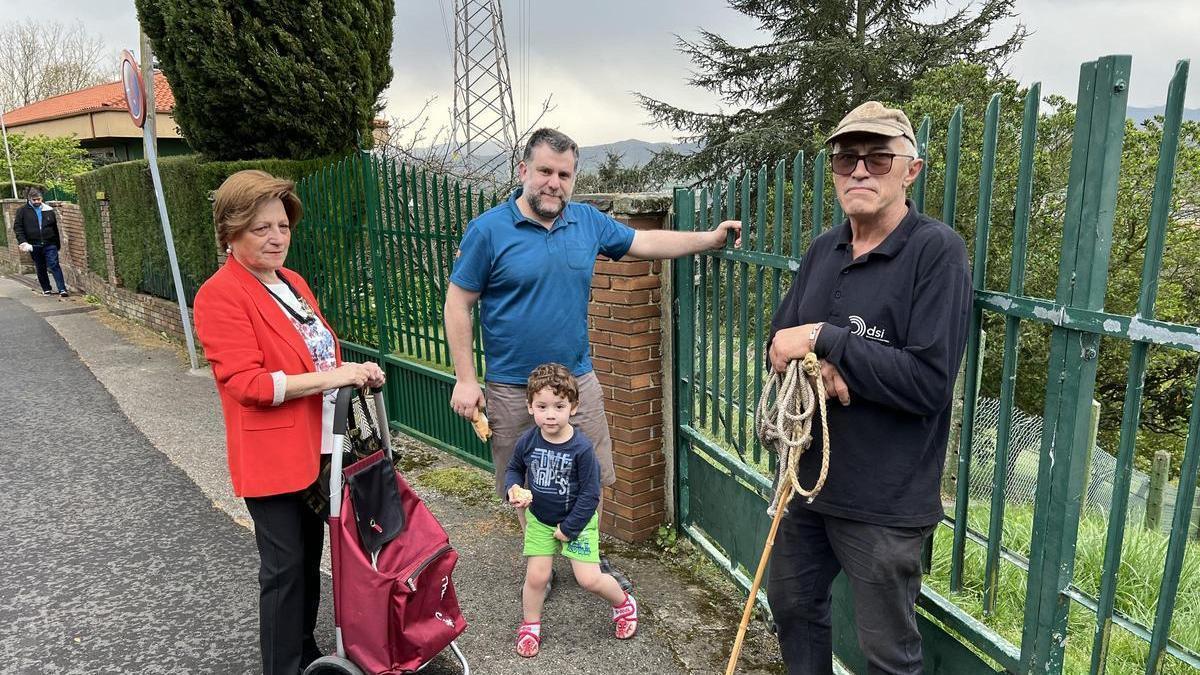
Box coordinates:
[305,387,469,675]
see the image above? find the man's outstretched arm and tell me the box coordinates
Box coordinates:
[625,219,742,259]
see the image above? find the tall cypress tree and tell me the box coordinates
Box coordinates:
[136,0,393,160]
[637,0,1026,181]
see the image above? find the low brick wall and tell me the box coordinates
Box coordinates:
[1,199,32,274]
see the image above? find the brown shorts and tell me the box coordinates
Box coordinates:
[484,370,615,497]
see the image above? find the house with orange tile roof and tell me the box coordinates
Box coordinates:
[2,72,192,163]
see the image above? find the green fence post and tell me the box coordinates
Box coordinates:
[1089,58,1190,673]
[359,151,389,360]
[1020,54,1131,673]
[982,84,1040,616]
[1147,367,1200,670]
[673,187,696,530]
[951,94,1000,594]
[912,116,931,212]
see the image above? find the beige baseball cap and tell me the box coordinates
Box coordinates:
[826,101,916,146]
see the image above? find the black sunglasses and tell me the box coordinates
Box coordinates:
[829,152,914,176]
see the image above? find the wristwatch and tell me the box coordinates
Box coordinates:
[808,323,823,352]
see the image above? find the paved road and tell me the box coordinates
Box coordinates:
[0,296,331,674]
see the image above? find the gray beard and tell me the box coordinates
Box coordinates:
[528,191,566,221]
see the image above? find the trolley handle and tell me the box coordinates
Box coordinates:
[332,385,385,436]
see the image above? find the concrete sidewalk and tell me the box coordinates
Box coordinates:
[1,274,784,674]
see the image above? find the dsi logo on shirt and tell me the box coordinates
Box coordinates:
[849,315,890,344]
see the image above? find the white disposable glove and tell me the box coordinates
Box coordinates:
[18,242,33,253]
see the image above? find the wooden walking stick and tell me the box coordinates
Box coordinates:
[725,479,792,675]
[726,353,829,674]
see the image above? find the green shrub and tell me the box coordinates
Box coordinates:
[136,0,393,160]
[74,154,330,301]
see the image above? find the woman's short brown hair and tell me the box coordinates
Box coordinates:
[526,363,579,404]
[213,170,303,249]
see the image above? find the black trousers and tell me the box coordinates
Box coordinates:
[766,506,933,675]
[244,491,325,675]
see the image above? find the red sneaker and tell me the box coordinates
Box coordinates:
[516,622,541,657]
[612,592,638,639]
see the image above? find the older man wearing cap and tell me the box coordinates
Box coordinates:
[726,101,971,673]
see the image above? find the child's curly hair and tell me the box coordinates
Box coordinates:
[526,363,579,404]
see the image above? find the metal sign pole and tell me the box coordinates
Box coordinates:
[143,119,199,370]
[0,110,17,199]
[122,50,198,370]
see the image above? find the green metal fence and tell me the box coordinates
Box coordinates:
[672,55,1197,673]
[42,186,76,202]
[289,152,497,471]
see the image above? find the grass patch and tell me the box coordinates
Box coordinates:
[412,466,496,506]
[926,502,1200,674]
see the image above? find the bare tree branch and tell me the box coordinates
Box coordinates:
[0,19,112,112]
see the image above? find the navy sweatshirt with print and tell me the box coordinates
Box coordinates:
[767,201,971,527]
[504,426,600,539]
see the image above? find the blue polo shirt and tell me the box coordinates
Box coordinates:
[449,189,636,385]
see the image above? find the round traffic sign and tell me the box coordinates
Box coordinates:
[121,50,146,128]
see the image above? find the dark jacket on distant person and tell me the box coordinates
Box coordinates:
[13,202,60,247]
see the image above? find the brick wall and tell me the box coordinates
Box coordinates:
[56,201,88,271]
[578,193,672,543]
[0,199,33,274]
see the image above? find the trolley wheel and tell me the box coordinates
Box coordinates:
[303,655,365,675]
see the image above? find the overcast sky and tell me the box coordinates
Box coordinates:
[4,0,1196,146]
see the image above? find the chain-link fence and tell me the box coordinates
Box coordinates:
[965,397,1198,537]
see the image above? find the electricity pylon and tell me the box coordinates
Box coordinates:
[451,0,520,179]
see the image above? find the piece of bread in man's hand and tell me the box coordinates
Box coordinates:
[472,409,492,442]
[511,486,533,504]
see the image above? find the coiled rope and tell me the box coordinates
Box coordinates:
[757,351,831,512]
[727,351,833,675]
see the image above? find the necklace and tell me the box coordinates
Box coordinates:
[260,272,317,325]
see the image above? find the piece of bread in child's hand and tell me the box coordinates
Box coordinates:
[472,409,492,441]
[511,486,532,504]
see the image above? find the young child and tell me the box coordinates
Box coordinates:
[504,363,638,657]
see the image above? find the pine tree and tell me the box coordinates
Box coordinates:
[637,0,1026,181]
[135,0,393,160]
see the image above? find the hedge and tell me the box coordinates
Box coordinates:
[74,154,330,302]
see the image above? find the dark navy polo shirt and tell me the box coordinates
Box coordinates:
[449,189,636,385]
[768,201,971,527]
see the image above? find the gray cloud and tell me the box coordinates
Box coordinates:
[4,0,1194,146]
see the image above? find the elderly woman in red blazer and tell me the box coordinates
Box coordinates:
[194,170,384,674]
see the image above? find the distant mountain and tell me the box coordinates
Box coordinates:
[577,139,698,172]
[1127,106,1200,124]
[398,138,696,176]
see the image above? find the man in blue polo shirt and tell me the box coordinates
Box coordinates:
[445,128,740,592]
[753,102,971,674]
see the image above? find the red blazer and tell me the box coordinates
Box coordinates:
[194,257,342,497]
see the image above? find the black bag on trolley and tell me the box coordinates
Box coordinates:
[302,388,402,518]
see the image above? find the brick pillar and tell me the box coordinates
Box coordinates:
[1,200,19,272]
[100,200,119,285]
[52,202,87,270]
[578,193,672,543]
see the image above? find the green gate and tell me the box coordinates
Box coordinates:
[671,55,1198,673]
[289,153,498,471]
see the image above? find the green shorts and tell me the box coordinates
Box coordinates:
[524,511,601,563]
